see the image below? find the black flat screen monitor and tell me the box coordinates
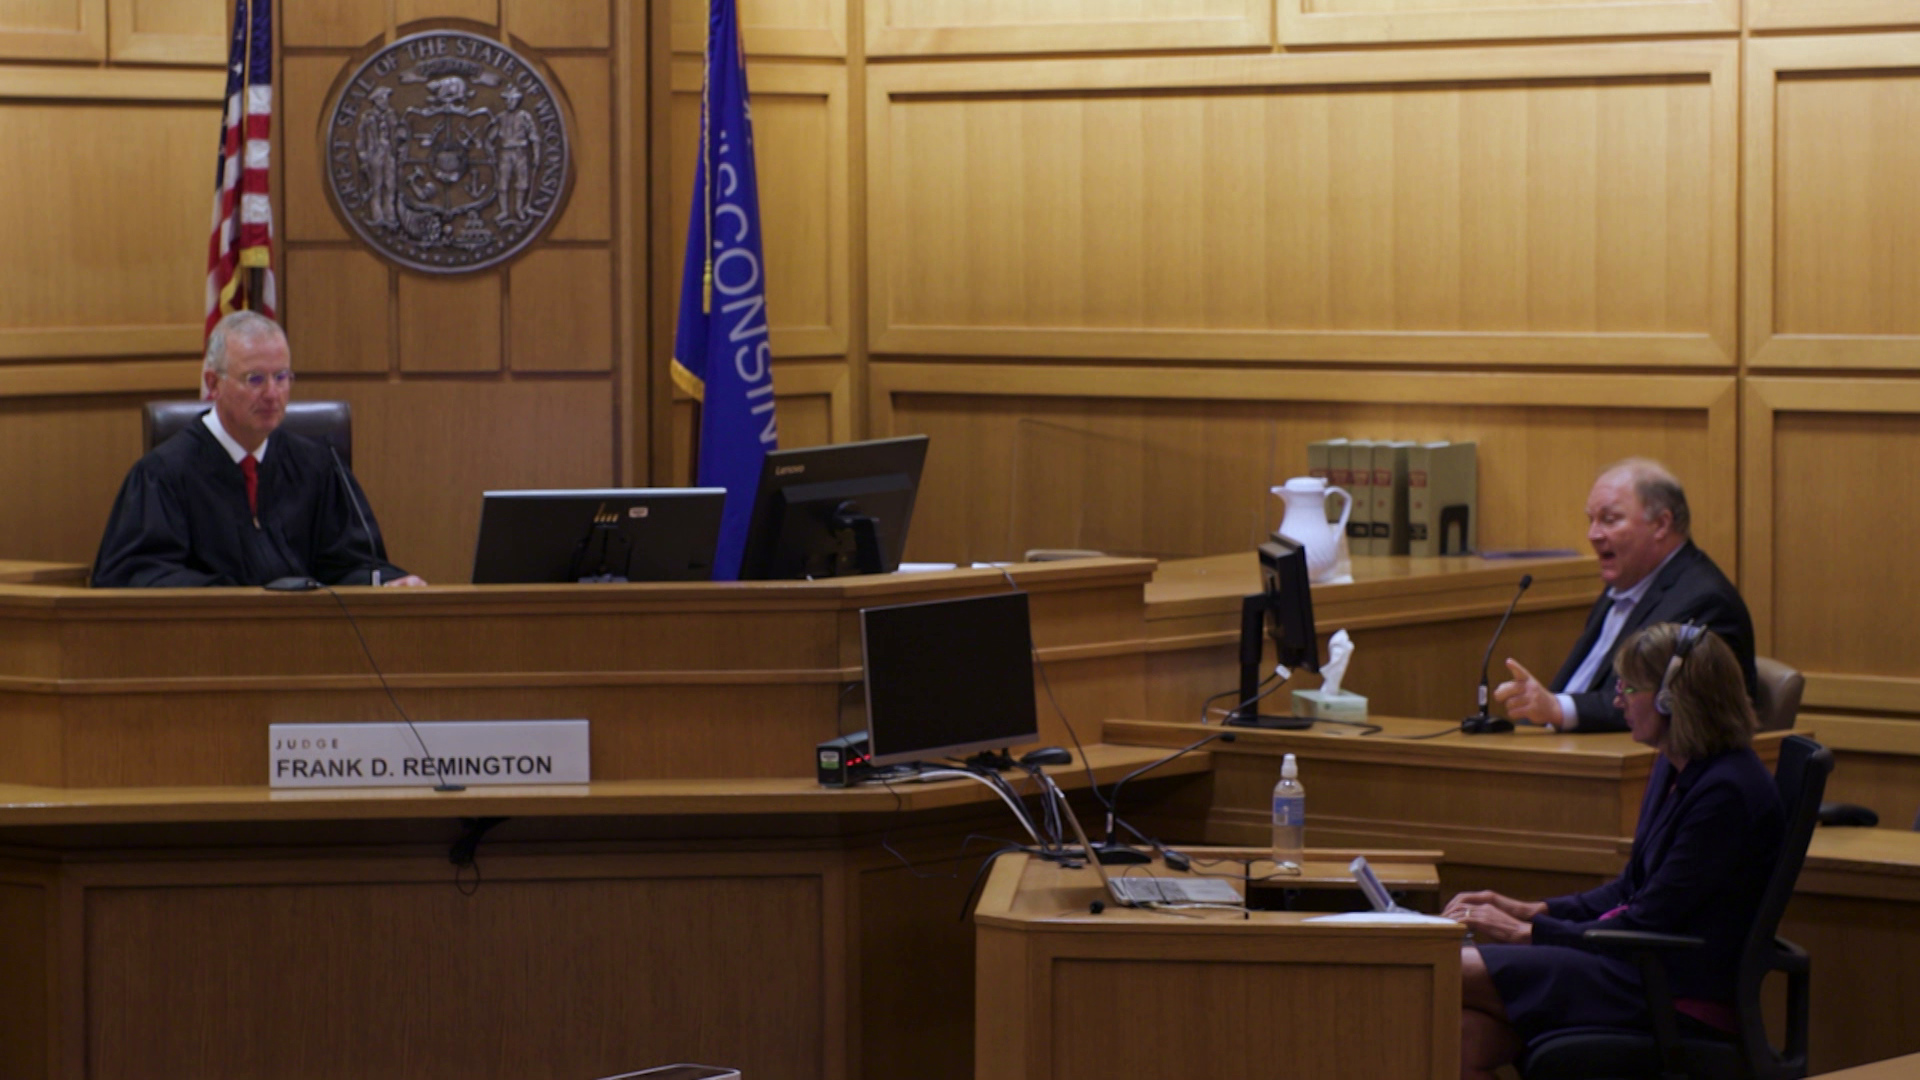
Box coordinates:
[472,488,726,584]
[1226,534,1321,729]
[1260,535,1320,674]
[737,435,930,580]
[860,591,1040,768]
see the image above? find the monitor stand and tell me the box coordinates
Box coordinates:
[831,503,884,576]
[568,522,632,584]
[1224,593,1314,730]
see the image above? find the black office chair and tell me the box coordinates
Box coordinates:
[143,400,353,468]
[1520,735,1832,1080]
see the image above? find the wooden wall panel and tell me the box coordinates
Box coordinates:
[84,870,825,1080]
[282,55,352,244]
[866,0,1270,56]
[1747,37,1920,370]
[670,60,848,359]
[0,0,103,61]
[669,362,851,484]
[106,0,225,65]
[505,0,611,49]
[509,248,614,372]
[398,274,503,372]
[285,248,392,374]
[398,0,498,26]
[0,879,49,1080]
[867,43,1738,368]
[547,55,613,242]
[0,97,218,357]
[874,363,1737,567]
[670,0,844,58]
[319,378,617,584]
[0,395,162,565]
[1750,0,1920,32]
[280,0,384,49]
[1744,379,1920,757]
[1279,0,1736,46]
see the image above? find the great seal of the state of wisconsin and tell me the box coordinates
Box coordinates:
[323,31,571,274]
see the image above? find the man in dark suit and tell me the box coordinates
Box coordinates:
[1492,460,1756,733]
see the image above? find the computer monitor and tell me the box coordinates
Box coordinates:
[1225,534,1321,729]
[737,435,930,580]
[860,590,1040,768]
[471,488,726,584]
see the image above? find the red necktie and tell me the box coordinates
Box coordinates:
[240,455,259,518]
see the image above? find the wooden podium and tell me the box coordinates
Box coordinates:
[972,851,1461,1080]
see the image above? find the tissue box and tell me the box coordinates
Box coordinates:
[1293,689,1368,721]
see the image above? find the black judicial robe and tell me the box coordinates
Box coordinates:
[90,422,410,588]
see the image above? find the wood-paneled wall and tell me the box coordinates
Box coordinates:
[6,1,1920,799]
[658,1,1920,797]
[0,0,634,587]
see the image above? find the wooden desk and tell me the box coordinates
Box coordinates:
[0,560,86,585]
[1107,715,1680,882]
[1812,1053,1920,1080]
[1145,551,1598,724]
[0,559,1153,788]
[0,745,1202,1080]
[973,851,1461,1080]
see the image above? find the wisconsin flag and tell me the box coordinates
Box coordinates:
[672,0,778,580]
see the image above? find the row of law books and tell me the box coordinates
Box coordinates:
[1306,439,1477,558]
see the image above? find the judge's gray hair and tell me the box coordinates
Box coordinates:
[1603,458,1691,538]
[202,311,287,380]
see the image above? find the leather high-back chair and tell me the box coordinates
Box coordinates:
[1520,735,1832,1080]
[1753,657,1804,733]
[143,401,353,468]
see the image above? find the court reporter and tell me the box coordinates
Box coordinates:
[1447,624,1783,1080]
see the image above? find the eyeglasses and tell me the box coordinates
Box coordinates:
[224,369,294,391]
[1615,679,1648,698]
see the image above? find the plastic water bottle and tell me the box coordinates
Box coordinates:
[1271,753,1305,867]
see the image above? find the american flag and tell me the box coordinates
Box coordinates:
[205,0,276,339]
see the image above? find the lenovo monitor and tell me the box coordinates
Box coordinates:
[472,488,726,584]
[737,435,930,580]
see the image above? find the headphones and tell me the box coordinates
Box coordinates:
[1653,622,1706,716]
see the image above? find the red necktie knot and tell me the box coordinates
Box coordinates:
[240,454,259,517]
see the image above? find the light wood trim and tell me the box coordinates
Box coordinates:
[1804,675,1920,718]
[1799,714,1920,758]
[866,42,1740,367]
[105,0,224,65]
[1744,34,1920,369]
[670,0,846,58]
[773,360,853,442]
[668,59,849,359]
[0,0,104,62]
[1742,377,1920,656]
[1280,0,1737,46]
[1749,0,1920,31]
[0,325,203,362]
[867,0,1271,57]
[0,65,221,101]
[0,360,202,399]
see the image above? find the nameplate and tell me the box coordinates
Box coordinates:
[269,720,590,789]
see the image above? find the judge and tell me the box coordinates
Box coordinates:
[91,312,426,588]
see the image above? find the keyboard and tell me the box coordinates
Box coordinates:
[1109,875,1242,905]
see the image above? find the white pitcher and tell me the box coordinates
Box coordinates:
[1272,477,1353,584]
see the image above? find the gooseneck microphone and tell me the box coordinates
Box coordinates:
[1462,574,1532,735]
[329,446,389,571]
[1095,732,1237,864]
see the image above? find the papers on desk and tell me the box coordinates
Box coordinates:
[1303,912,1462,926]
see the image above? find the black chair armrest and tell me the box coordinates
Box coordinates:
[1579,928,1706,954]
[1818,801,1880,827]
[1771,936,1809,976]
[1578,929,1705,1080]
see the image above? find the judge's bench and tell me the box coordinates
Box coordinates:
[1,554,1916,1078]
